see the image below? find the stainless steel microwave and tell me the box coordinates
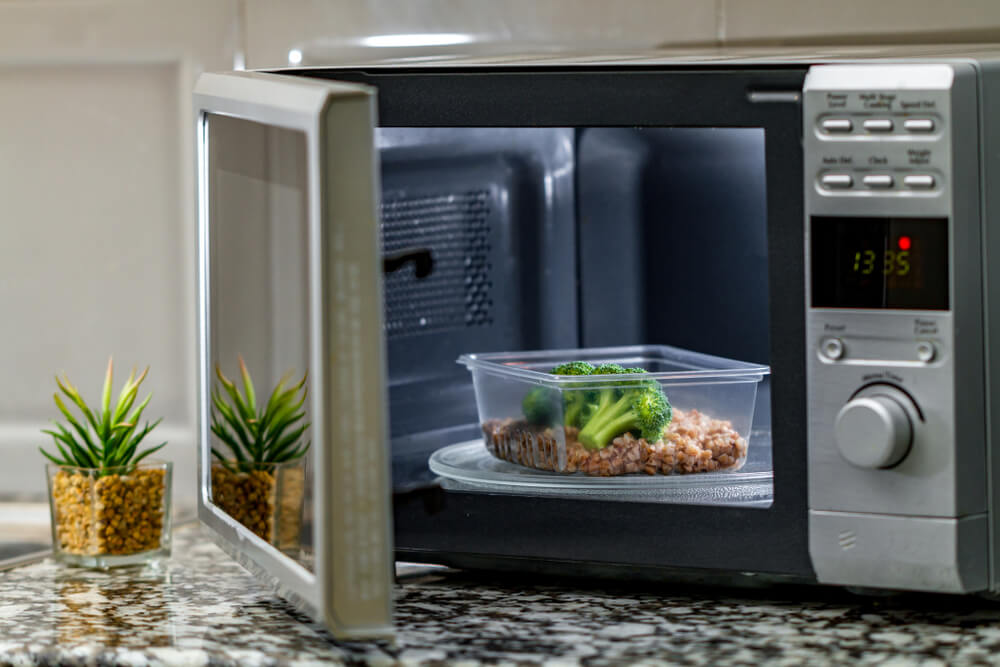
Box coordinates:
[194,46,1000,638]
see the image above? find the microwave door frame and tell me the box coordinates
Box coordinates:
[287,66,812,581]
[193,71,393,639]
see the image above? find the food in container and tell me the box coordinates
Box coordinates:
[458,346,768,476]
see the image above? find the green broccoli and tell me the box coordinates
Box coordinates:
[594,363,628,375]
[576,369,672,450]
[577,363,628,424]
[520,361,673,446]
[551,361,596,427]
[551,361,596,376]
[522,386,559,425]
[521,361,594,426]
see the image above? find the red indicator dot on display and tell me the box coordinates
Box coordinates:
[898,236,912,250]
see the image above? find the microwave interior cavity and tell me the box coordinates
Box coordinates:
[374,126,773,505]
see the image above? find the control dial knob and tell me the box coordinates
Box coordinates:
[834,390,914,469]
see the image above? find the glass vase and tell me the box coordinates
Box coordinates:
[46,460,172,568]
[209,458,305,553]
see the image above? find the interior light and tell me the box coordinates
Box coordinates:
[361,33,473,48]
[287,49,303,65]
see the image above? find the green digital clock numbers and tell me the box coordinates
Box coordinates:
[852,249,911,277]
[812,216,948,310]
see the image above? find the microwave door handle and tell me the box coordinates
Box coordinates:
[383,248,434,278]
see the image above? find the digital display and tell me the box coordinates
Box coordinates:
[811,217,949,310]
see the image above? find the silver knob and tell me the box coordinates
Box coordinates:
[834,394,913,469]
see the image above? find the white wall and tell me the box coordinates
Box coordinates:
[0,0,239,516]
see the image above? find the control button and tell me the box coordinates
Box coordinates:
[835,393,913,469]
[863,174,894,188]
[903,174,936,189]
[904,118,935,132]
[863,118,894,132]
[822,118,853,133]
[916,341,936,362]
[821,174,853,189]
[821,338,845,360]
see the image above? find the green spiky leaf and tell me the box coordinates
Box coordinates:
[210,360,311,466]
[56,375,100,434]
[131,441,166,465]
[216,365,255,424]
[42,431,75,465]
[238,356,257,418]
[40,447,69,466]
[39,359,164,476]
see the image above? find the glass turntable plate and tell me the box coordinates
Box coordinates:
[428,432,774,506]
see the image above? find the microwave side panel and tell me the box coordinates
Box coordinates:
[194,71,393,639]
[981,58,1000,595]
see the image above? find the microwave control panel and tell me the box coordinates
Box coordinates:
[802,63,988,592]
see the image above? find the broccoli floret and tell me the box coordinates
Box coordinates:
[551,361,595,427]
[551,361,595,376]
[562,391,590,428]
[578,363,630,423]
[522,386,559,425]
[522,361,672,440]
[521,361,594,426]
[577,372,672,450]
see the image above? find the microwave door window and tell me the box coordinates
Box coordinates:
[207,113,315,571]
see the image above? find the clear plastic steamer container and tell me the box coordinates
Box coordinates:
[457,345,769,476]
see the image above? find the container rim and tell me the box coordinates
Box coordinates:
[44,459,172,474]
[457,345,770,385]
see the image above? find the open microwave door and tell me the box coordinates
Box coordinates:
[194,72,392,639]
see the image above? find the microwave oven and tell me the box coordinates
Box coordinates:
[194,47,1000,638]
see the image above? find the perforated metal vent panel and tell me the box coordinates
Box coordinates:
[381,190,494,338]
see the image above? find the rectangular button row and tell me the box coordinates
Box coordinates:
[820,173,936,189]
[821,118,935,133]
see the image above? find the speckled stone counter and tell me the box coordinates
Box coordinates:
[4,524,1000,666]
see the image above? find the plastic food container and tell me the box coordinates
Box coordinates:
[457,345,769,476]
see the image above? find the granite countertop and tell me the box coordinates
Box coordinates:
[3,524,1000,665]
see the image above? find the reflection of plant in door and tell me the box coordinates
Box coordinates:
[42,359,169,559]
[210,357,310,548]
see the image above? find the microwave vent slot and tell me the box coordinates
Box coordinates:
[380,189,494,338]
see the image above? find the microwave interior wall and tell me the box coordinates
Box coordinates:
[379,126,772,489]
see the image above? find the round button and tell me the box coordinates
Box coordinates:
[834,394,913,469]
[822,338,845,360]
[916,341,936,362]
